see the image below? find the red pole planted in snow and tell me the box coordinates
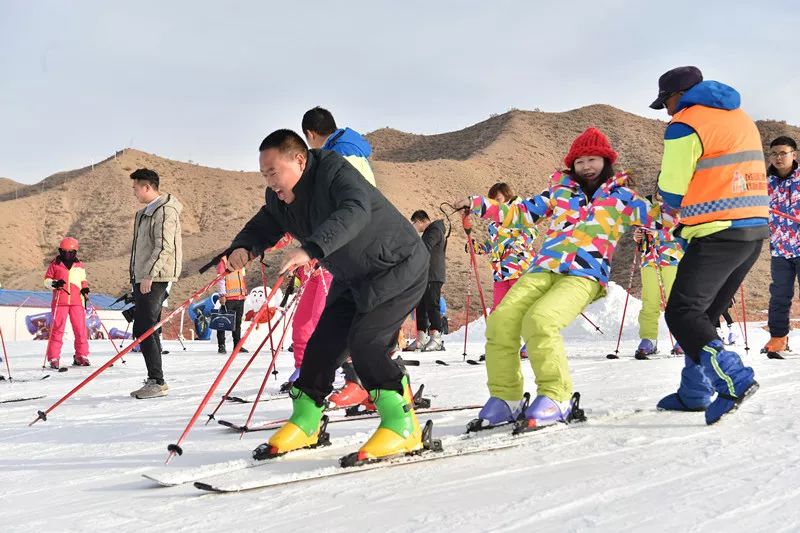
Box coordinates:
[29,273,227,426]
[739,285,750,354]
[166,274,285,463]
[608,246,640,359]
[86,298,125,363]
[462,292,471,358]
[654,263,675,349]
[462,213,488,320]
[42,289,62,369]
[204,313,283,424]
[0,326,11,380]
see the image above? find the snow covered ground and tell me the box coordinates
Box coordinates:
[2,284,799,532]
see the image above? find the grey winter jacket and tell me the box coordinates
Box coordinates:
[130,194,183,283]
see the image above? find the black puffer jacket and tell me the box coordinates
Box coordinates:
[421,219,446,283]
[230,149,429,311]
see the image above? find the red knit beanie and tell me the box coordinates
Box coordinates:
[563,127,618,168]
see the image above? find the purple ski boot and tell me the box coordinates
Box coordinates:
[466,394,529,433]
[513,392,586,434]
[635,339,658,360]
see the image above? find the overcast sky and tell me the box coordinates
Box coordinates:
[2,0,797,183]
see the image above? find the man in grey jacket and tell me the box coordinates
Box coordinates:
[128,168,183,399]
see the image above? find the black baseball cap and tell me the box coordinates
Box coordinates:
[649,66,703,110]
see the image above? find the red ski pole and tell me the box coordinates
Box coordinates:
[238,282,304,437]
[85,297,125,363]
[579,312,604,335]
[654,262,675,350]
[462,292,471,359]
[260,263,277,357]
[204,280,297,423]
[28,273,226,426]
[166,274,285,463]
[607,245,640,359]
[739,284,750,354]
[0,326,11,380]
[42,288,63,369]
[462,212,488,319]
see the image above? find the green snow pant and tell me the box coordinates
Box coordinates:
[637,264,677,341]
[484,272,601,402]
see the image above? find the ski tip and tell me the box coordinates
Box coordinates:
[435,360,449,366]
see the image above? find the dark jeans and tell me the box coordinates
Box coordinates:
[665,236,762,363]
[217,298,245,348]
[133,282,169,383]
[767,256,800,337]
[415,282,443,332]
[295,269,427,404]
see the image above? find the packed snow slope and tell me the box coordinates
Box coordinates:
[2,285,799,532]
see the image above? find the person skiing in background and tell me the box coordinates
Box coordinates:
[43,237,90,368]
[405,210,447,352]
[469,182,538,358]
[225,129,430,462]
[128,168,183,399]
[652,66,766,422]
[215,259,248,354]
[761,136,800,358]
[631,193,684,358]
[453,127,661,430]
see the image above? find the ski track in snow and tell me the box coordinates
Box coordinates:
[2,301,800,532]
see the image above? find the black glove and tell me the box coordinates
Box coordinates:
[51,279,66,289]
[80,287,90,296]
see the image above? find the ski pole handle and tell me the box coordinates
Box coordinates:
[199,252,226,274]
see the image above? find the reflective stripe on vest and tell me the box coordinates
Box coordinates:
[672,105,768,225]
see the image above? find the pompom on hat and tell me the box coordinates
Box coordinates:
[564,127,618,168]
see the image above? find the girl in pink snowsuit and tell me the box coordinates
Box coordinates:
[44,237,90,368]
[285,261,332,384]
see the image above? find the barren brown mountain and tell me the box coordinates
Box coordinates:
[2,105,800,330]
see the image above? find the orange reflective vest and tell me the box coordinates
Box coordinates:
[672,105,768,225]
[217,260,248,300]
[224,269,247,300]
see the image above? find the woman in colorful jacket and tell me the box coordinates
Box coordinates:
[44,237,90,368]
[632,195,684,358]
[453,127,660,430]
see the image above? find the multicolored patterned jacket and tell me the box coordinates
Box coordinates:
[472,197,538,282]
[470,171,659,289]
[768,161,800,258]
[640,202,684,268]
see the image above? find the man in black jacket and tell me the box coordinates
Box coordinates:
[225,129,429,462]
[409,210,447,351]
